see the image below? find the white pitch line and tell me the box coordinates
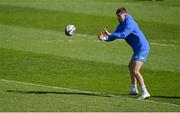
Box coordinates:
[0,23,179,48]
[1,79,180,107]
[140,99,180,108]
[76,33,180,48]
[0,79,108,96]
[151,42,180,48]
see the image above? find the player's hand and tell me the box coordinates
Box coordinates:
[98,32,104,41]
[98,32,108,41]
[104,28,111,36]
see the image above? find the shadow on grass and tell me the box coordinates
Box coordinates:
[120,94,180,99]
[6,90,180,100]
[6,90,113,97]
[151,96,180,99]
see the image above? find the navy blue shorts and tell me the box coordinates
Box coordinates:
[132,49,150,62]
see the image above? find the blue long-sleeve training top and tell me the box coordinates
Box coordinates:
[107,14,150,53]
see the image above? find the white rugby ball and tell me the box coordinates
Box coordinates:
[65,24,76,36]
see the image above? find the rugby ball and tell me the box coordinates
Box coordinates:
[65,25,76,36]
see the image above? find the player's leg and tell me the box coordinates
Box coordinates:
[131,60,150,99]
[131,60,144,86]
[128,59,136,84]
[128,59,139,95]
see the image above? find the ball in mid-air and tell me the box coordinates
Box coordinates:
[65,25,76,36]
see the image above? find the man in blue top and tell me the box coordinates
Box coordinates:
[98,7,150,99]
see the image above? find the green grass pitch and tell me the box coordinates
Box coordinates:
[0,0,180,112]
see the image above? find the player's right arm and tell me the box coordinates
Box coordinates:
[99,18,135,41]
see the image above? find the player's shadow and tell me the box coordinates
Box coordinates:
[151,95,180,99]
[117,94,180,99]
[6,90,113,97]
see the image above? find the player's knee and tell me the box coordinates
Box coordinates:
[133,70,140,76]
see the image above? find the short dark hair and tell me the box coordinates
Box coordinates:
[116,7,127,14]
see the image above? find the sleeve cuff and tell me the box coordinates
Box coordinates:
[103,35,109,41]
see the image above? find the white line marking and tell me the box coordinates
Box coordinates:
[151,42,180,48]
[75,33,180,48]
[0,23,179,48]
[144,99,180,107]
[1,79,180,107]
[0,79,113,97]
[76,33,88,37]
